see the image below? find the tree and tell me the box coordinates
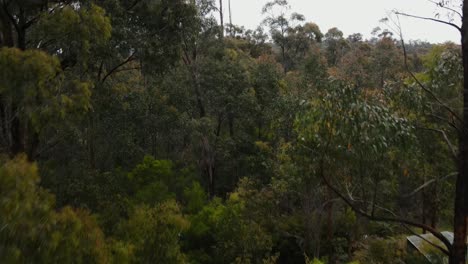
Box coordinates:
[0,156,110,263]
[323,27,348,67]
[370,30,403,88]
[117,200,189,263]
[322,1,468,262]
[452,2,468,262]
[394,2,468,262]
[262,0,321,72]
[0,1,110,160]
[0,48,92,160]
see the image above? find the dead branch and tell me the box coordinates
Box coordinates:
[402,172,457,197]
[395,11,461,32]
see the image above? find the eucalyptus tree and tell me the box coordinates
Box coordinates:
[393,1,468,262]
[323,27,348,67]
[262,0,322,72]
[321,1,468,262]
[0,1,110,160]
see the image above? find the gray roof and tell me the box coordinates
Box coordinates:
[407,231,453,263]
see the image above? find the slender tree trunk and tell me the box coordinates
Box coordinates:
[422,186,427,234]
[1,5,26,157]
[0,7,14,47]
[26,131,39,162]
[303,191,313,256]
[430,184,438,229]
[228,113,234,137]
[10,111,24,156]
[218,0,224,38]
[216,114,223,137]
[17,7,26,50]
[281,45,286,72]
[326,187,334,241]
[190,66,206,118]
[228,0,233,36]
[451,2,468,263]
[87,116,96,170]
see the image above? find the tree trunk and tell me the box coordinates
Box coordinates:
[422,183,427,234]
[26,131,39,162]
[228,0,233,36]
[10,112,25,156]
[0,7,14,47]
[228,113,234,137]
[17,7,27,50]
[218,0,224,38]
[451,2,468,263]
[326,189,335,263]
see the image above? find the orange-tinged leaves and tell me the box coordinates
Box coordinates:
[403,168,409,177]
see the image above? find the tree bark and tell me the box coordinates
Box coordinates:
[218,0,224,38]
[0,6,14,47]
[10,111,25,156]
[228,0,232,36]
[451,2,468,263]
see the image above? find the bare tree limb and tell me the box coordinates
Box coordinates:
[427,0,463,19]
[319,162,453,254]
[101,52,137,83]
[427,113,460,132]
[126,0,143,11]
[363,198,450,255]
[402,172,458,197]
[416,126,458,159]
[392,13,463,123]
[395,11,461,32]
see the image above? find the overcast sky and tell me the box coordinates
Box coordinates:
[220,0,460,43]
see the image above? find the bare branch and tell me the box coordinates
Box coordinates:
[402,172,457,197]
[395,11,461,32]
[393,13,463,123]
[319,162,453,254]
[427,0,463,18]
[416,126,458,159]
[427,113,460,132]
[101,52,137,83]
[345,189,447,253]
[126,0,143,11]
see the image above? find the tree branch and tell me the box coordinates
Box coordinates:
[427,0,463,19]
[402,172,458,197]
[126,0,143,11]
[393,13,463,123]
[101,52,137,83]
[395,11,461,32]
[320,164,453,254]
[417,126,458,159]
[363,199,450,255]
[427,113,460,133]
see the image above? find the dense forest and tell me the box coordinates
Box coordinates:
[1,0,468,263]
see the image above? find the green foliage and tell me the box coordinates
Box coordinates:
[300,82,415,168]
[127,156,197,206]
[45,207,109,263]
[352,237,408,264]
[0,0,460,263]
[117,200,189,264]
[183,181,208,213]
[34,4,111,66]
[0,156,54,262]
[0,156,109,263]
[0,48,91,131]
[184,182,280,264]
[128,156,176,204]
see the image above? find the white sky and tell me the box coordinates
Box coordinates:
[221,0,461,43]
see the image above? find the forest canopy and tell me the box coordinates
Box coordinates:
[0,0,466,263]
